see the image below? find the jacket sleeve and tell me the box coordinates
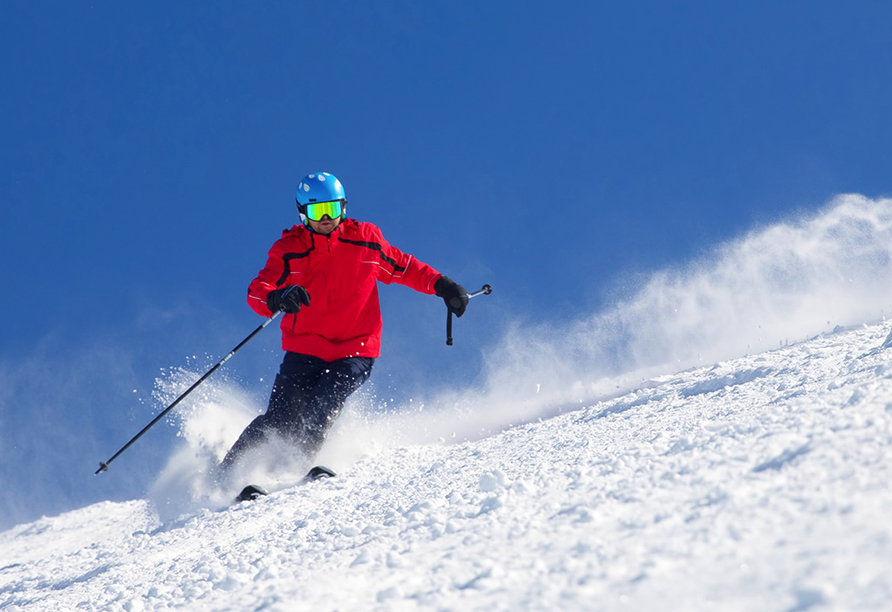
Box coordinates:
[374,227,442,294]
[247,241,287,317]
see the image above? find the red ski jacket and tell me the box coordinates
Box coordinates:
[247,218,442,362]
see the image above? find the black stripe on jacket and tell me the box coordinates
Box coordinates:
[338,237,407,273]
[275,246,315,286]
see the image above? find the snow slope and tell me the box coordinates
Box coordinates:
[3,321,892,611]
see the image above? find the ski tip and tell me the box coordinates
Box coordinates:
[236,484,269,503]
[306,465,336,480]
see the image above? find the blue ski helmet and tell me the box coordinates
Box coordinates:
[295,172,347,226]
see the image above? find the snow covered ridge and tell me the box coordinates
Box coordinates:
[3,323,892,611]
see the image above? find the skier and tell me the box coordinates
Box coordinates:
[219,171,468,475]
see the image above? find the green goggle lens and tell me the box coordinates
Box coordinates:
[305,200,343,221]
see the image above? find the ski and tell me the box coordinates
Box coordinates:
[304,465,336,480]
[235,465,336,503]
[235,484,268,502]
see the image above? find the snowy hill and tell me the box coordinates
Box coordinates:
[3,321,892,611]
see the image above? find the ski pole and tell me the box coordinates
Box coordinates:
[96,306,288,475]
[447,284,492,346]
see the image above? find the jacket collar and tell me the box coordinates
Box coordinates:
[285,221,346,239]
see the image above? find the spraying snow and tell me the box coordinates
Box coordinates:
[3,320,892,610]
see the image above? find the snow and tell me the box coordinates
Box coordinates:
[4,193,892,610]
[3,322,892,611]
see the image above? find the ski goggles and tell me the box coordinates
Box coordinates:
[304,199,344,221]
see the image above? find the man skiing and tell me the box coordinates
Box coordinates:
[219,171,468,476]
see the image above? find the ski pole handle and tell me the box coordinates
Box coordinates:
[467,284,492,299]
[445,284,492,346]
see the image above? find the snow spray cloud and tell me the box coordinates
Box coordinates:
[476,194,892,417]
[337,194,892,447]
[146,365,270,519]
[0,299,275,529]
[0,337,158,531]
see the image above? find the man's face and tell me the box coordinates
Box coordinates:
[308,215,341,235]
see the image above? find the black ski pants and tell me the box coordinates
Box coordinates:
[221,351,374,470]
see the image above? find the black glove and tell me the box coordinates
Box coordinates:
[434,276,468,317]
[267,285,311,314]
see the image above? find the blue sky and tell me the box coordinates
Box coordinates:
[2,2,892,525]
